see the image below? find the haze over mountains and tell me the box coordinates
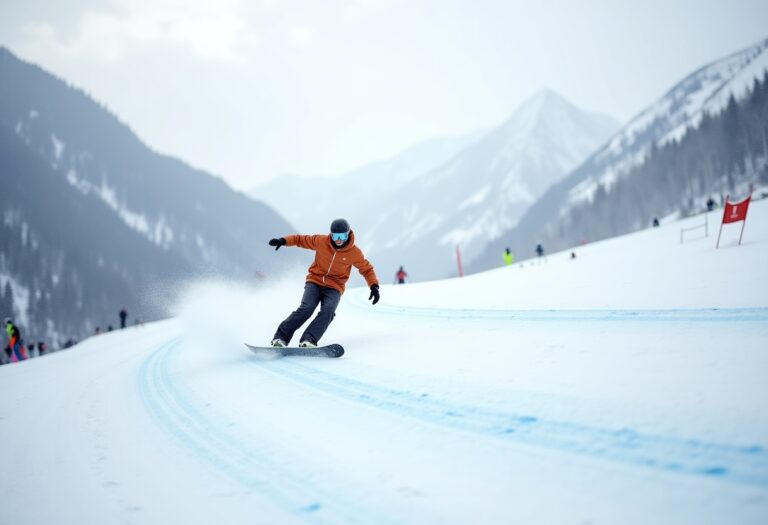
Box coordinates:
[252,131,485,233]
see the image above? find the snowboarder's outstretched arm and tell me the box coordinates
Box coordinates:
[285,234,326,250]
[269,234,325,251]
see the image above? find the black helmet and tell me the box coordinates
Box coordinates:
[330,218,350,234]
[4,317,12,325]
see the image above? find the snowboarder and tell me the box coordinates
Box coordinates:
[119,307,128,329]
[268,218,380,348]
[5,318,28,362]
[503,247,514,266]
[394,266,408,284]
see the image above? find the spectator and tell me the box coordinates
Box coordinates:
[503,248,514,266]
[119,307,128,329]
[653,217,660,227]
[5,318,28,362]
[38,341,47,356]
[706,197,715,211]
[394,266,409,284]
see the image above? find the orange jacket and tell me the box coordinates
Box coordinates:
[285,231,378,294]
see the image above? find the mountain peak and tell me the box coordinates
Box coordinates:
[502,89,608,134]
[514,89,574,121]
[489,89,619,151]
[523,88,570,106]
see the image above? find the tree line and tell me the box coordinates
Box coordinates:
[563,70,768,243]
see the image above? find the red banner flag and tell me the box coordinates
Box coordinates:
[716,189,752,248]
[721,195,751,224]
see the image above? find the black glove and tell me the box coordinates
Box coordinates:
[368,284,380,305]
[268,237,287,250]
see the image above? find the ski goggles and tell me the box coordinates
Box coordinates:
[331,231,349,242]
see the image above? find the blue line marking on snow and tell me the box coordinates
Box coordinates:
[255,358,768,488]
[349,298,768,323]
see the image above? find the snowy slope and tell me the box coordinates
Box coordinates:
[1,200,767,524]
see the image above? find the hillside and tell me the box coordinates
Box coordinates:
[0,47,298,342]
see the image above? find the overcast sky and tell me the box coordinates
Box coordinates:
[2,0,767,190]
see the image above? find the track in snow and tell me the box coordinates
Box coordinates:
[253,355,768,488]
[138,337,405,525]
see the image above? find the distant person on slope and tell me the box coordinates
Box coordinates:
[503,247,514,266]
[5,318,28,362]
[119,307,128,329]
[535,243,545,262]
[395,266,408,284]
[268,218,380,348]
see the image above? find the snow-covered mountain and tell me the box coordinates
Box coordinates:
[250,131,485,233]
[359,91,619,282]
[2,199,766,523]
[0,47,297,342]
[566,37,768,210]
[470,37,768,273]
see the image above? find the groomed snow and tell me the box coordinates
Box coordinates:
[1,200,767,524]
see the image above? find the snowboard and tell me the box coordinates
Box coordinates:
[244,343,344,358]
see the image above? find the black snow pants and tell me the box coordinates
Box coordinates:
[273,282,341,345]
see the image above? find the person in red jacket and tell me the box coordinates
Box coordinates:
[268,218,379,347]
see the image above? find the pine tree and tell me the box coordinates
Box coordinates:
[2,281,14,320]
[722,94,744,177]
